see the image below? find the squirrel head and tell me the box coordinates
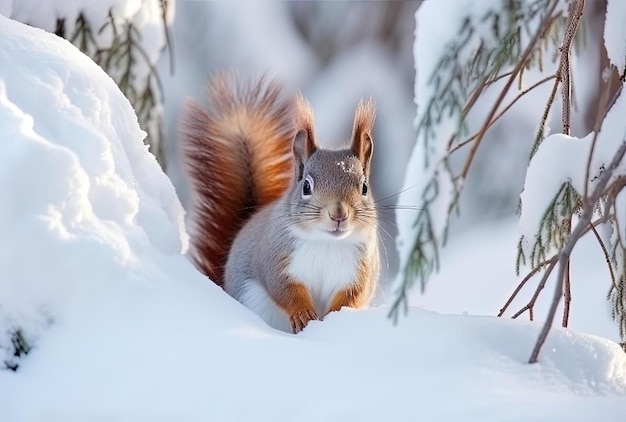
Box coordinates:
[287,95,377,242]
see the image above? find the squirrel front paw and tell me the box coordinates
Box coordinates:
[290,308,319,334]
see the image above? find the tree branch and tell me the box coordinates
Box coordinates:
[590,224,619,291]
[560,0,586,136]
[529,139,626,363]
[498,256,558,317]
[562,254,571,327]
[511,257,558,320]
[449,74,557,155]
[458,0,561,184]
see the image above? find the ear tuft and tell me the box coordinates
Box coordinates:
[295,92,316,146]
[351,97,376,176]
[293,92,317,180]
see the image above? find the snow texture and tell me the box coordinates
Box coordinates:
[518,108,626,257]
[410,217,621,342]
[0,0,168,58]
[604,0,626,74]
[0,0,173,147]
[0,8,625,422]
[519,0,626,259]
[0,13,187,366]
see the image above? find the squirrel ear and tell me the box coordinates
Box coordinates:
[350,98,376,176]
[293,93,317,181]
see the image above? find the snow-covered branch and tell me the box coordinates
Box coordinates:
[400,0,626,357]
[529,136,626,363]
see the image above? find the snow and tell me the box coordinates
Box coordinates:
[410,217,620,342]
[604,0,626,73]
[3,0,147,44]
[1,9,626,422]
[518,132,592,251]
[518,86,626,265]
[398,0,626,340]
[0,13,187,365]
[1,0,173,159]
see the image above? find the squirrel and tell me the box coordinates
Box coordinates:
[180,74,380,333]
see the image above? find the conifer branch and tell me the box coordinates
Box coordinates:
[458,0,561,185]
[507,216,605,321]
[531,73,560,158]
[516,0,587,334]
[530,0,584,157]
[400,0,566,296]
[529,139,626,363]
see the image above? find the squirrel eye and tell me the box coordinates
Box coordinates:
[302,175,314,198]
[362,180,368,196]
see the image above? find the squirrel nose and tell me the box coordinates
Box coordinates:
[329,203,349,223]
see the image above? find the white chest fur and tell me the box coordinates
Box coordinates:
[287,238,361,314]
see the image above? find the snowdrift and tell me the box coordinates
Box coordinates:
[0,14,624,422]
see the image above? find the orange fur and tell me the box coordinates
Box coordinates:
[180,74,295,285]
[326,259,374,313]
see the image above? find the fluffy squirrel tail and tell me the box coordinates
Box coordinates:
[180,74,296,285]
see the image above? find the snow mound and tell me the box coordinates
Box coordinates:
[0,14,625,422]
[0,14,187,365]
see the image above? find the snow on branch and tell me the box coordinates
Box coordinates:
[529,133,626,363]
[513,81,626,352]
[399,0,626,359]
[506,0,626,359]
[604,0,626,80]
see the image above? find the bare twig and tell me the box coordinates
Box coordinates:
[159,0,175,76]
[529,139,626,364]
[560,0,586,135]
[590,224,619,290]
[498,257,558,317]
[511,257,559,320]
[562,255,571,327]
[484,71,515,88]
[561,215,573,328]
[531,73,561,158]
[530,0,585,157]
[449,74,557,155]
